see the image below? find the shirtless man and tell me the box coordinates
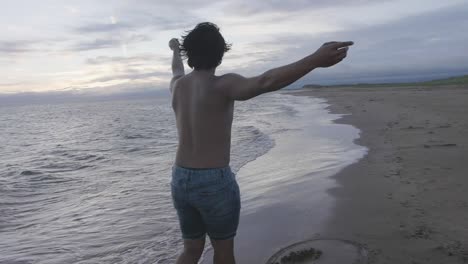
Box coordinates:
[169,22,353,264]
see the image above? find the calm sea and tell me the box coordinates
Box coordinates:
[0,92,365,263]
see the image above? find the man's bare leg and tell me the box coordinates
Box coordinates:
[176,238,206,264]
[211,238,235,264]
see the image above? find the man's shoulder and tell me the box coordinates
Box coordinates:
[172,74,190,87]
[218,73,242,79]
[215,73,244,87]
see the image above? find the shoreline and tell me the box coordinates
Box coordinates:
[201,93,366,264]
[285,85,468,264]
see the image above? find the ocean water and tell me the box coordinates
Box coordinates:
[0,92,365,263]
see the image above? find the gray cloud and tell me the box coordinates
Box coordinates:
[3,0,468,96]
[222,0,391,15]
[85,54,170,65]
[70,34,151,51]
[71,38,121,51]
[75,22,135,34]
[230,2,468,84]
[80,54,172,87]
[73,1,205,36]
[0,41,34,54]
[87,70,169,84]
[0,38,69,60]
[143,15,198,31]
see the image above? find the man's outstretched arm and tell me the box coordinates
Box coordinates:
[169,38,185,93]
[222,41,353,101]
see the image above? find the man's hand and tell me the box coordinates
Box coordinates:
[169,38,180,51]
[170,38,185,93]
[311,41,354,68]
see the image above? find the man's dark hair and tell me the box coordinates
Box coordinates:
[180,22,231,70]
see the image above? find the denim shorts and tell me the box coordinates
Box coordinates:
[171,164,241,240]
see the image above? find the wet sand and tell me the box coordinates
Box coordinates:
[286,85,468,264]
[200,94,366,264]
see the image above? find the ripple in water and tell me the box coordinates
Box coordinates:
[0,93,359,263]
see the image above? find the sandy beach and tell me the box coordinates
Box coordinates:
[285,85,468,264]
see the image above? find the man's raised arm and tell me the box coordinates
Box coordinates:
[222,41,353,101]
[169,38,185,93]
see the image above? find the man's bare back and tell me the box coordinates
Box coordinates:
[172,70,234,169]
[171,42,353,169]
[168,22,353,264]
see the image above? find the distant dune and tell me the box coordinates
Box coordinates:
[303,74,468,89]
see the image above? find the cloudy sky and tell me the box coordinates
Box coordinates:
[1,0,468,95]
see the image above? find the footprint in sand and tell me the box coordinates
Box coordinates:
[411,225,434,239]
[423,143,457,148]
[437,124,452,128]
[402,125,425,130]
[435,240,468,259]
